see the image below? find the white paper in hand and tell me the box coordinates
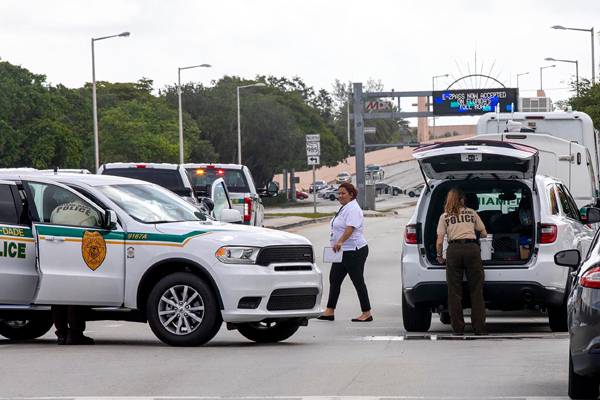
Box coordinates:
[323,247,343,263]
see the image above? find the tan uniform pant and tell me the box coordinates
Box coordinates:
[445,242,486,333]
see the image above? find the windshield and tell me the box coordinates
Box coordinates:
[186,168,249,194]
[366,166,379,171]
[101,168,185,190]
[96,183,206,223]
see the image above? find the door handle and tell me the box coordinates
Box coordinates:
[44,236,66,242]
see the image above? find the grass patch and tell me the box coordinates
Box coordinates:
[265,212,333,219]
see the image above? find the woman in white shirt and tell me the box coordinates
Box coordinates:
[318,182,372,322]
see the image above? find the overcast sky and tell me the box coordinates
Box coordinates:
[1,0,599,126]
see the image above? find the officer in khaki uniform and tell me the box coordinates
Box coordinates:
[436,188,488,335]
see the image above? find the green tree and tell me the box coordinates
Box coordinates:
[564,78,600,129]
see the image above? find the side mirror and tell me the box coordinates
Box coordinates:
[585,207,600,224]
[554,249,581,269]
[201,197,215,212]
[104,210,118,230]
[266,182,279,197]
[220,208,242,223]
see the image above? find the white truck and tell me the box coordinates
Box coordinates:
[477,111,600,207]
[0,173,323,346]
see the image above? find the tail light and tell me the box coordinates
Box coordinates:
[582,267,600,289]
[244,198,252,222]
[405,224,418,244]
[540,224,557,243]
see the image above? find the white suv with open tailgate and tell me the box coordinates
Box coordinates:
[401,140,599,333]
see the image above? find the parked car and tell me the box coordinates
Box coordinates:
[553,223,600,399]
[375,182,402,196]
[287,190,308,200]
[318,186,334,198]
[365,164,385,181]
[335,172,352,184]
[405,183,425,197]
[326,188,339,201]
[98,162,200,207]
[402,140,597,333]
[309,180,327,194]
[0,172,323,346]
[182,163,278,227]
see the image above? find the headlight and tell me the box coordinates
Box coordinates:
[215,246,260,264]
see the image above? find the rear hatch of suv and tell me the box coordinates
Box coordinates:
[412,140,540,266]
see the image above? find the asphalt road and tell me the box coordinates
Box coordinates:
[0,213,573,399]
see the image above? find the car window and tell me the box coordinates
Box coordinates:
[585,229,600,261]
[548,184,559,215]
[27,182,101,227]
[187,168,250,194]
[101,168,184,191]
[556,184,577,220]
[563,185,581,220]
[212,181,230,220]
[97,183,206,223]
[0,185,19,224]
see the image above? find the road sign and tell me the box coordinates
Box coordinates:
[306,141,320,156]
[306,134,320,142]
[307,156,320,165]
[432,88,519,116]
[365,100,392,112]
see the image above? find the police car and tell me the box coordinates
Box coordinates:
[182,163,277,227]
[0,173,323,346]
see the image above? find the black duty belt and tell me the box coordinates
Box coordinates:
[448,239,478,244]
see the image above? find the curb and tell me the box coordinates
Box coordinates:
[266,200,418,231]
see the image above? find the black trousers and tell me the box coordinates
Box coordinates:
[51,305,87,339]
[445,242,486,333]
[326,245,371,312]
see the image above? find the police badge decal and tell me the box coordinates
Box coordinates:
[82,231,107,270]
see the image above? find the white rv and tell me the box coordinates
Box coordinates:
[473,131,597,209]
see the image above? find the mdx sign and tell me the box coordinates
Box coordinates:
[365,100,392,112]
[432,88,519,116]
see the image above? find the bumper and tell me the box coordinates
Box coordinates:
[212,262,324,323]
[403,281,566,310]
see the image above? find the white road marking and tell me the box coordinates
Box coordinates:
[103,324,123,328]
[0,396,570,400]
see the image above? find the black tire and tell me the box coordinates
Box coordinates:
[569,351,600,399]
[237,319,301,343]
[402,293,432,332]
[393,189,400,196]
[409,191,416,198]
[549,284,570,332]
[147,272,222,347]
[330,195,336,201]
[0,315,54,340]
[439,311,451,325]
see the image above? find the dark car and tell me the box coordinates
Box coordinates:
[309,180,327,194]
[375,182,402,196]
[554,208,600,399]
[365,164,384,181]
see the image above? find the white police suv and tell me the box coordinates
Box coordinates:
[401,140,599,333]
[0,173,322,346]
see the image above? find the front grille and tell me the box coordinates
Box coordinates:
[274,265,312,272]
[256,246,314,266]
[266,288,318,311]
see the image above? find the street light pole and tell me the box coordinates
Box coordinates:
[178,64,211,164]
[432,74,448,139]
[236,83,266,165]
[551,25,595,84]
[545,58,579,95]
[91,31,130,172]
[516,72,530,89]
[540,65,556,91]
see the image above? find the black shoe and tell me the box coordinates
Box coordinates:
[351,316,373,322]
[66,335,95,345]
[57,338,67,345]
[317,315,334,321]
[474,331,489,336]
[451,332,464,336]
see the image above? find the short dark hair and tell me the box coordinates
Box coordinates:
[339,182,358,199]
